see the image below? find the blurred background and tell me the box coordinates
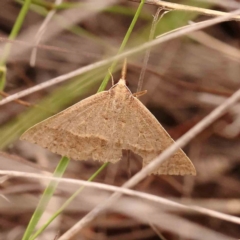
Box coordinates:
[0,0,240,239]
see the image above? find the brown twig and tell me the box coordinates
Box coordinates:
[0,91,31,107]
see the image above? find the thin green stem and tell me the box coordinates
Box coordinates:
[0,66,6,92]
[0,0,32,90]
[29,162,109,240]
[0,0,32,65]
[22,157,69,240]
[98,0,146,92]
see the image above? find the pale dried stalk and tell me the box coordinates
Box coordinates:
[188,30,240,63]
[156,20,240,62]
[137,7,164,92]
[148,223,168,240]
[195,0,240,9]
[0,37,100,59]
[1,8,240,106]
[30,0,63,67]
[0,170,240,226]
[119,204,232,240]
[132,0,240,20]
[0,0,118,63]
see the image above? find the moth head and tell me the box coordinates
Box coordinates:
[118,78,126,86]
[109,78,131,96]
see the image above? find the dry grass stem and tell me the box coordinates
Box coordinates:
[1,170,240,226]
[137,7,164,92]
[188,29,240,63]
[1,8,240,106]
[195,0,240,9]
[132,0,240,20]
[0,0,118,63]
[30,0,63,67]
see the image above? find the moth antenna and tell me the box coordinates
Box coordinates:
[121,58,127,80]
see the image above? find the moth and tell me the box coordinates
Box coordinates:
[21,65,196,175]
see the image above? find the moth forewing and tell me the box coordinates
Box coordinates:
[21,77,196,175]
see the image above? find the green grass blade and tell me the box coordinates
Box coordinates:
[98,0,146,92]
[0,66,6,91]
[22,156,69,240]
[0,0,32,65]
[0,0,32,90]
[29,162,109,240]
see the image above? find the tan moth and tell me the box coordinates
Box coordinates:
[21,64,196,175]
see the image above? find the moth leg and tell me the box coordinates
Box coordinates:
[133,90,147,98]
